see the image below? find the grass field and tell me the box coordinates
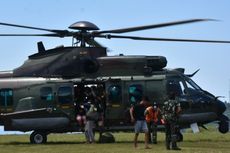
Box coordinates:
[0,128,229,153]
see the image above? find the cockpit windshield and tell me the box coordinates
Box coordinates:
[166,76,203,97]
[185,78,202,91]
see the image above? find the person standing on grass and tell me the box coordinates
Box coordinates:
[144,102,161,144]
[162,92,182,150]
[85,101,99,144]
[130,96,151,149]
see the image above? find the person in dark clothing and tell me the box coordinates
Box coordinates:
[130,96,150,149]
[162,92,182,150]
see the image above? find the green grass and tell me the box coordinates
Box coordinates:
[0,129,230,153]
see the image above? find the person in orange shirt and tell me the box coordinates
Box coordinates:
[144,102,161,144]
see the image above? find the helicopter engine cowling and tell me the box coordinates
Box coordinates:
[81,57,100,73]
[146,56,167,70]
[11,47,106,78]
[96,55,167,76]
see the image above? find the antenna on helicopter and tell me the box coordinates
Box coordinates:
[37,41,46,53]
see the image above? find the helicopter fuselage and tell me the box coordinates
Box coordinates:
[0,69,228,135]
[0,46,229,144]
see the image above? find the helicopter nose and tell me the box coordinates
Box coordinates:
[216,100,226,115]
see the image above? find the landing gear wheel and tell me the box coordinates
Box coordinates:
[30,131,47,144]
[218,115,229,134]
[219,121,229,134]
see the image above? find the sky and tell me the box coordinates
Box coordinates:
[0,0,229,104]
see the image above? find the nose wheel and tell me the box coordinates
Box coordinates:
[218,115,229,134]
[219,120,229,134]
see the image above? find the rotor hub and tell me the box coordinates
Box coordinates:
[68,21,100,31]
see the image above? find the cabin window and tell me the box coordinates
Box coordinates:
[128,84,143,104]
[40,87,53,101]
[108,85,122,104]
[0,89,13,107]
[58,86,73,104]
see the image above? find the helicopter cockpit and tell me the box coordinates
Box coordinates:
[166,74,224,113]
[165,73,227,133]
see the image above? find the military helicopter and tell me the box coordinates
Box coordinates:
[0,19,229,144]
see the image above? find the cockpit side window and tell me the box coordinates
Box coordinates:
[166,80,186,96]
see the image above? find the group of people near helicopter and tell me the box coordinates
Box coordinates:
[74,84,106,144]
[74,84,182,150]
[130,92,182,150]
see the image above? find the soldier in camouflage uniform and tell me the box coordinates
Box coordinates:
[162,92,182,150]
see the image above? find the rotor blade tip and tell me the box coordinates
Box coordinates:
[205,18,221,22]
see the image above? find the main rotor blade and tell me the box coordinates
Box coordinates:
[0,22,71,36]
[95,19,214,34]
[99,34,230,43]
[0,34,63,37]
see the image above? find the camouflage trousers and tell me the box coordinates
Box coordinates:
[165,121,179,149]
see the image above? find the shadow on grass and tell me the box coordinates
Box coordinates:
[1,139,230,145]
[0,141,86,145]
[1,140,137,145]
